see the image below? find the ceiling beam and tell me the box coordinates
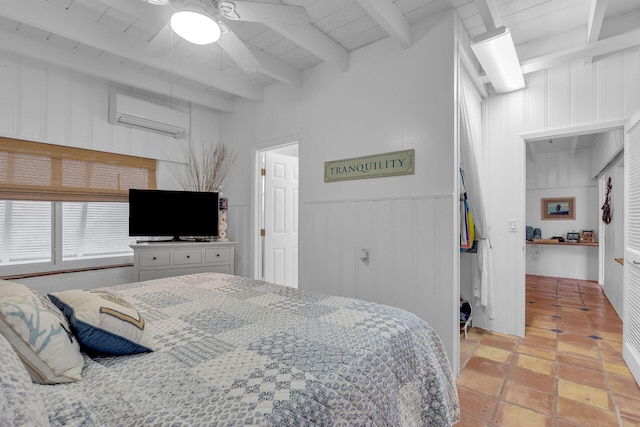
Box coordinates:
[0,0,263,101]
[569,136,579,158]
[473,0,502,31]
[587,0,608,43]
[249,47,302,87]
[354,0,412,48]
[225,1,349,71]
[0,28,234,112]
[265,22,349,71]
[585,0,608,63]
[479,28,640,83]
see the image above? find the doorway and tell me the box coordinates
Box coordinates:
[521,121,626,322]
[254,142,299,288]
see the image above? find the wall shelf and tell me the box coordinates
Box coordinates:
[526,240,599,247]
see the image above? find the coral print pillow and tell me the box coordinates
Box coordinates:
[0,280,84,384]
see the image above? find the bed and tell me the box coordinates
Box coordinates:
[1,272,459,426]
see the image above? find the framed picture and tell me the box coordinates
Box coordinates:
[567,232,580,242]
[581,230,595,243]
[541,197,575,220]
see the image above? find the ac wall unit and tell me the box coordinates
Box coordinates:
[109,93,189,138]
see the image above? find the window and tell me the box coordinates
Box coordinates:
[0,137,156,276]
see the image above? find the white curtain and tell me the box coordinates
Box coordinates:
[459,68,495,319]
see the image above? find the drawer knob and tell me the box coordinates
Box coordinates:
[187,255,190,259]
[153,256,157,260]
[217,254,220,257]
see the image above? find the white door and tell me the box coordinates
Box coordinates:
[623,111,640,385]
[264,151,298,287]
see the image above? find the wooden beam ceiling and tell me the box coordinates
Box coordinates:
[0,0,264,101]
[585,0,608,62]
[473,0,502,32]
[355,0,412,48]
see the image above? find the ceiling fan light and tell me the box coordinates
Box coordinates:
[170,8,221,45]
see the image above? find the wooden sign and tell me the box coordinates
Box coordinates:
[324,149,415,182]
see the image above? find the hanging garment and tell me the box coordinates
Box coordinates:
[602,177,612,224]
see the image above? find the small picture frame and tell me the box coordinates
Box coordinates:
[581,230,595,243]
[541,197,575,220]
[566,232,580,242]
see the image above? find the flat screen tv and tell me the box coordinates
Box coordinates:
[129,189,219,241]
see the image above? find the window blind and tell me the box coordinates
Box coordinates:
[0,137,157,202]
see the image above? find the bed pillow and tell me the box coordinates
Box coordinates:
[48,289,154,355]
[0,332,51,426]
[0,280,83,384]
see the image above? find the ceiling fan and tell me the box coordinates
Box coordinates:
[128,0,311,73]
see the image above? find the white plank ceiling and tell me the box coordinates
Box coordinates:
[0,0,638,112]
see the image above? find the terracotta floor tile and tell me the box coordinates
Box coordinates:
[508,366,557,394]
[593,330,623,342]
[457,412,490,427]
[609,374,640,398]
[557,334,601,350]
[600,348,626,364]
[479,334,518,352]
[457,386,497,422]
[622,415,640,427]
[557,363,608,390]
[614,393,640,419]
[517,343,556,361]
[500,382,555,416]
[556,352,602,372]
[456,369,504,397]
[557,341,600,358]
[464,356,509,380]
[460,340,476,354]
[557,379,613,410]
[492,402,554,427]
[525,326,558,340]
[515,353,555,376]
[473,344,512,364]
[459,275,640,427]
[557,397,619,426]
[604,361,635,377]
[598,339,623,354]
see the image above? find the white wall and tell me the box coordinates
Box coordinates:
[600,154,625,318]
[221,10,460,369]
[485,46,640,336]
[525,148,599,280]
[0,50,224,288]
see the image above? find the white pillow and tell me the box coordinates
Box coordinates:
[48,289,154,355]
[0,280,84,384]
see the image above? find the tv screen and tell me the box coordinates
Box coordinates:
[129,189,219,241]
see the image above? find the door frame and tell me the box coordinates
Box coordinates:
[519,119,626,297]
[251,135,302,281]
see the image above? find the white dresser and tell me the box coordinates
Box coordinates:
[130,241,237,282]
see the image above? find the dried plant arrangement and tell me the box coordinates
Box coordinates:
[173,141,237,192]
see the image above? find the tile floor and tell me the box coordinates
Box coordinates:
[456,274,640,426]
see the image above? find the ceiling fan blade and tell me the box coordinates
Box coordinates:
[218,1,310,24]
[219,29,262,73]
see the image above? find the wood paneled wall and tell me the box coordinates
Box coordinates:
[299,195,458,368]
[485,46,640,336]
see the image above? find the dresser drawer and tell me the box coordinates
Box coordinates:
[139,250,170,267]
[174,249,202,265]
[205,247,231,263]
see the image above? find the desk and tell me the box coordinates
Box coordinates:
[526,240,599,247]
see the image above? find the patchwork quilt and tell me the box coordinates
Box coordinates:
[35,273,460,426]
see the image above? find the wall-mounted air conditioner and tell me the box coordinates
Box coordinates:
[109,93,190,138]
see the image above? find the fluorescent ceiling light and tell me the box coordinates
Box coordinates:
[471,26,525,94]
[170,4,221,45]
